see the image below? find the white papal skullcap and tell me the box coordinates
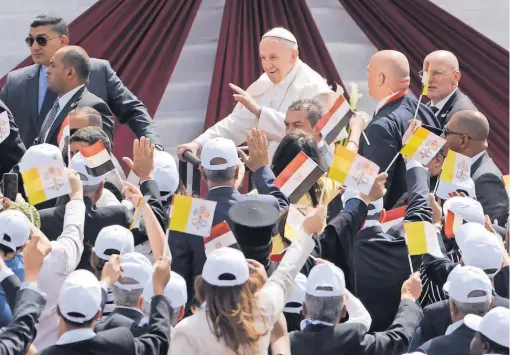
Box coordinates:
[262,27,297,44]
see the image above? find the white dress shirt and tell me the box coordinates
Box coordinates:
[55,328,96,345]
[430,88,457,115]
[471,150,486,165]
[445,319,464,335]
[33,199,86,350]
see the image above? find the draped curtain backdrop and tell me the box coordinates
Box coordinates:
[1,0,202,169]
[203,0,347,193]
[339,0,509,173]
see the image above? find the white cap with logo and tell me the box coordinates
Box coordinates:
[443,265,492,303]
[306,263,346,297]
[283,273,307,314]
[94,225,135,261]
[464,307,510,348]
[58,270,102,323]
[200,138,238,171]
[202,247,249,287]
[143,271,187,308]
[0,210,31,251]
[114,252,153,291]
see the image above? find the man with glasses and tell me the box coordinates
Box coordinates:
[0,14,162,150]
[443,110,508,225]
[422,50,477,126]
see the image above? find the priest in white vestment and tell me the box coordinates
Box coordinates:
[177,27,346,161]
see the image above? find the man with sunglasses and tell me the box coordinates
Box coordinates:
[0,14,162,150]
[443,110,508,225]
[422,50,477,126]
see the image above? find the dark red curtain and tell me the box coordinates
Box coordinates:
[339,0,509,173]
[202,0,347,193]
[1,0,202,169]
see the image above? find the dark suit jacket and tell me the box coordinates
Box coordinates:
[418,323,473,355]
[471,151,509,225]
[34,85,114,147]
[352,165,434,332]
[94,307,145,334]
[359,94,440,209]
[428,88,477,126]
[39,295,171,355]
[39,180,165,271]
[169,185,280,310]
[289,299,422,355]
[0,283,47,355]
[0,100,26,177]
[419,293,509,345]
[0,60,161,148]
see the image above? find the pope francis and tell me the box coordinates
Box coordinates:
[177,27,345,161]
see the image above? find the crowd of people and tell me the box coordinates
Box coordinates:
[0,13,507,355]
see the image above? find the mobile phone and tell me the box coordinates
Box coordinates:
[2,173,18,201]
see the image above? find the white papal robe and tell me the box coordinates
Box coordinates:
[194,59,345,161]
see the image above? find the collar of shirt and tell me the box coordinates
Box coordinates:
[445,319,464,335]
[114,305,145,316]
[208,185,233,191]
[430,88,457,113]
[57,84,85,114]
[56,328,96,345]
[375,89,404,113]
[300,318,335,331]
[471,150,486,165]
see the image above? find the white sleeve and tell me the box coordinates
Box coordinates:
[257,107,286,142]
[344,295,372,332]
[195,104,257,147]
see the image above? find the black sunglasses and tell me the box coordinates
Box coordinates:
[443,127,471,140]
[25,35,58,47]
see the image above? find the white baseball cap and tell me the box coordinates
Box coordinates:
[202,247,249,287]
[200,138,238,171]
[262,27,298,44]
[69,152,105,187]
[454,223,490,245]
[283,273,307,314]
[143,271,187,308]
[306,263,346,297]
[114,252,152,291]
[0,210,31,251]
[465,307,510,348]
[58,269,102,323]
[127,150,179,199]
[19,143,64,172]
[459,232,503,277]
[94,225,135,261]
[443,196,485,226]
[443,265,492,303]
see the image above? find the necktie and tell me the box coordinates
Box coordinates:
[431,106,439,114]
[39,100,60,142]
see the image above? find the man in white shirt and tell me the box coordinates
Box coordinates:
[32,168,86,350]
[443,110,508,224]
[177,27,346,162]
[422,50,477,125]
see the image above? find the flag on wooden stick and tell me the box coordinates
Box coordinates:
[169,195,217,237]
[400,126,446,165]
[204,221,238,255]
[80,141,115,177]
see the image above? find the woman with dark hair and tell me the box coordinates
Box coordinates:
[170,207,325,354]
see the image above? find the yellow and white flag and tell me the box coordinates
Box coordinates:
[169,195,217,237]
[129,196,145,230]
[328,146,379,195]
[21,163,71,206]
[400,127,446,165]
[271,204,305,256]
[404,221,443,258]
[436,150,474,199]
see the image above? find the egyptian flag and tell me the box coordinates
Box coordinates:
[314,95,353,145]
[204,221,238,255]
[381,205,407,232]
[274,152,325,204]
[80,141,115,177]
[57,117,70,151]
